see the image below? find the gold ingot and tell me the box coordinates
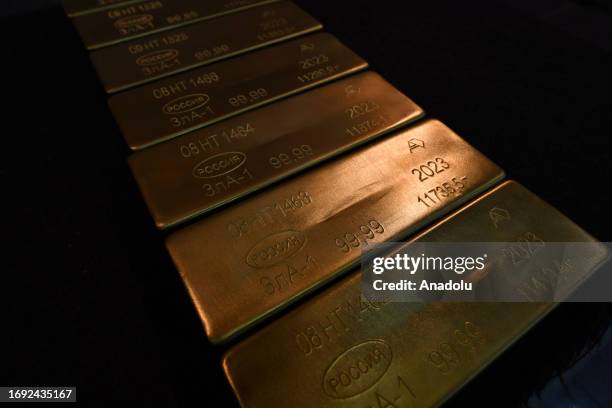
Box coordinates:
[129,72,423,229]
[110,33,368,150]
[223,180,606,407]
[166,119,504,343]
[72,0,279,49]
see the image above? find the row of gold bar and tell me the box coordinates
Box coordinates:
[66,1,604,406]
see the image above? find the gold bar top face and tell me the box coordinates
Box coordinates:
[129,72,424,229]
[223,181,603,408]
[110,33,368,150]
[91,1,322,93]
[72,0,278,49]
[166,119,505,343]
[64,0,143,17]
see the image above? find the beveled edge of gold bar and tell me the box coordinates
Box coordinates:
[221,179,594,406]
[82,0,282,50]
[64,0,145,17]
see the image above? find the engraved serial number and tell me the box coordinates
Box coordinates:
[152,72,221,98]
[273,191,313,217]
[268,145,314,168]
[108,1,162,19]
[178,123,255,158]
[417,176,467,208]
[128,32,189,54]
[335,219,385,253]
[227,191,313,238]
[411,157,451,182]
[295,295,385,356]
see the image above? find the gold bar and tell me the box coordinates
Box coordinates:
[223,180,607,408]
[129,72,424,229]
[72,0,279,50]
[91,1,322,93]
[110,33,368,150]
[166,119,505,343]
[64,0,143,17]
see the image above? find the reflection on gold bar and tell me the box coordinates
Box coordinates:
[72,0,279,50]
[223,180,605,408]
[91,1,322,93]
[129,72,424,229]
[166,119,505,343]
[110,33,368,150]
[64,0,143,17]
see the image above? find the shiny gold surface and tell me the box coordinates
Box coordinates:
[72,0,278,49]
[129,72,424,229]
[64,0,142,17]
[91,1,322,93]
[110,33,368,150]
[223,180,606,407]
[166,119,505,343]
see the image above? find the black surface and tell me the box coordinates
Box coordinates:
[3,1,612,406]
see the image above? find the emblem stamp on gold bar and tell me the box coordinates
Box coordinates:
[129,72,424,229]
[166,119,505,343]
[110,33,368,150]
[72,0,279,49]
[91,1,322,93]
[223,180,607,407]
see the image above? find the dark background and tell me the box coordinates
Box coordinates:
[2,0,612,406]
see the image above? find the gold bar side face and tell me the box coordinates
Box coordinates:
[166,119,505,343]
[223,180,606,408]
[110,33,368,150]
[129,72,424,229]
[91,1,322,93]
[64,0,144,17]
[72,0,279,49]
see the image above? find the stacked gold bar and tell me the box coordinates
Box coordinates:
[65,1,605,406]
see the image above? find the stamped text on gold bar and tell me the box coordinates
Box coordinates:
[223,180,606,407]
[129,72,424,229]
[91,1,322,93]
[110,33,368,150]
[72,0,279,49]
[64,0,143,17]
[166,119,505,343]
